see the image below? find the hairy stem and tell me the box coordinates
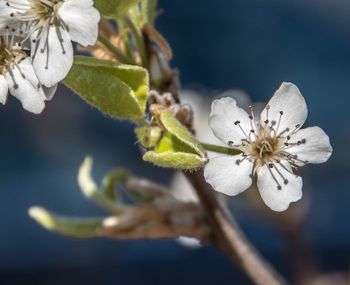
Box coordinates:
[98,34,134,64]
[184,170,287,285]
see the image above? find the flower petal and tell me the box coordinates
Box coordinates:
[261,82,308,136]
[286,126,332,166]
[0,4,15,29]
[257,161,302,212]
[204,154,253,196]
[0,75,9,105]
[42,84,58,101]
[209,97,253,146]
[31,26,73,87]
[58,0,100,47]
[5,58,46,114]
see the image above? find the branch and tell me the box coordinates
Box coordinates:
[185,170,287,285]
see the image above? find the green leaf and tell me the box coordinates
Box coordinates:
[95,0,140,19]
[29,207,103,238]
[143,151,207,169]
[78,156,126,213]
[64,56,149,123]
[142,110,208,169]
[160,110,206,157]
[135,126,162,148]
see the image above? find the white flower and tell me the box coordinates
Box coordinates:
[1,0,100,87]
[0,32,55,113]
[204,82,333,212]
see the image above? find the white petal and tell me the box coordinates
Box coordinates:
[62,0,94,8]
[209,97,253,146]
[204,154,253,196]
[257,161,302,212]
[261,82,308,135]
[0,75,9,105]
[59,1,100,47]
[31,26,73,87]
[0,5,15,29]
[42,84,58,101]
[286,126,333,166]
[5,58,46,114]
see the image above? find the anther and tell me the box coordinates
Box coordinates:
[234,120,240,125]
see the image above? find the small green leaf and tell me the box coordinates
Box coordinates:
[142,110,208,169]
[160,110,206,157]
[135,126,162,148]
[29,207,103,238]
[78,156,126,213]
[64,56,149,123]
[143,151,207,169]
[95,0,140,19]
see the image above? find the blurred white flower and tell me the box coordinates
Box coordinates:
[0,33,55,113]
[170,89,253,247]
[204,82,333,212]
[1,0,100,87]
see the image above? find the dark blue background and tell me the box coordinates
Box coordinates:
[0,0,349,284]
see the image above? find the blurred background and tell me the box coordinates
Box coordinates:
[0,0,349,284]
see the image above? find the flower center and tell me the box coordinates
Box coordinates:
[0,36,27,75]
[7,0,63,25]
[240,124,283,168]
[31,1,55,20]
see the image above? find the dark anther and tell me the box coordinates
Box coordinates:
[297,141,301,145]
[250,129,255,133]
[249,115,253,119]
[277,186,282,190]
[268,163,273,168]
[228,141,233,145]
[284,179,289,185]
[235,160,241,165]
[287,136,291,140]
[264,120,269,124]
[301,139,306,144]
[284,142,289,146]
[295,124,300,128]
[280,111,284,115]
[234,120,240,125]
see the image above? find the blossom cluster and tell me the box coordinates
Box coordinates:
[0,0,100,113]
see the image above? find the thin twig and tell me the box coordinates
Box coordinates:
[184,170,287,285]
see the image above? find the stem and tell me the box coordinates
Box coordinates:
[201,142,240,155]
[125,17,149,68]
[98,34,134,64]
[184,170,287,285]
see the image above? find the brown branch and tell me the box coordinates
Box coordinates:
[185,170,287,285]
[99,200,210,241]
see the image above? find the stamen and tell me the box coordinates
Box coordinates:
[265,163,282,190]
[234,120,252,144]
